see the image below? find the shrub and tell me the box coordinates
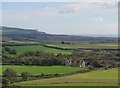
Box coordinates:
[2,77,10,86]
[3,68,17,82]
[21,72,32,81]
[9,49,17,54]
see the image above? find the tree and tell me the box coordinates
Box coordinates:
[61,41,65,44]
[41,73,44,77]
[21,72,32,81]
[92,60,103,68]
[3,68,17,82]
[2,50,5,54]
[9,49,17,54]
[2,78,10,86]
[4,47,11,52]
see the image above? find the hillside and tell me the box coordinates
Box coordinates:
[1,26,118,44]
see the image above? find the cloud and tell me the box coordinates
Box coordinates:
[44,6,54,10]
[89,17,103,22]
[3,6,57,21]
[106,23,118,28]
[59,2,117,14]
[2,0,118,2]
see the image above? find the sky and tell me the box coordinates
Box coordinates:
[2,0,118,35]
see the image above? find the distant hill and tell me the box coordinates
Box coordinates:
[1,26,118,44]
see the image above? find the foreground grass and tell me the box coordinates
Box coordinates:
[64,68,118,79]
[0,66,1,76]
[21,83,118,86]
[46,44,118,49]
[18,68,118,86]
[3,45,72,57]
[2,65,88,75]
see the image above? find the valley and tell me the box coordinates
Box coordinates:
[1,26,119,87]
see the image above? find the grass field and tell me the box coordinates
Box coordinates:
[17,68,118,86]
[46,44,118,49]
[0,66,1,76]
[3,45,72,57]
[2,65,88,75]
[22,83,118,86]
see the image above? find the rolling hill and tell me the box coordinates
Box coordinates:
[1,26,118,44]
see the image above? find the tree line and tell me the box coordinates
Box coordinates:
[2,49,119,68]
[2,46,17,55]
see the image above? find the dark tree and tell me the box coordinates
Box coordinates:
[21,72,32,81]
[3,68,17,83]
[61,41,65,44]
[4,47,11,52]
[9,49,17,54]
[2,78,10,86]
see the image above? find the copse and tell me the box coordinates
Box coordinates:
[2,49,119,68]
[14,51,65,66]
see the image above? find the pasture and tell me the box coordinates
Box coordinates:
[46,44,118,49]
[18,68,118,86]
[25,83,118,86]
[2,65,88,75]
[3,45,72,57]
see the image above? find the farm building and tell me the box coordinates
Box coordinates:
[65,59,86,67]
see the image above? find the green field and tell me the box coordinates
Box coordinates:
[3,45,72,57]
[0,66,1,75]
[18,68,118,86]
[46,44,118,49]
[2,65,88,75]
[22,83,118,86]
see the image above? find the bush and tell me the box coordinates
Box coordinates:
[4,47,11,52]
[54,74,60,77]
[9,49,17,54]
[3,68,17,82]
[41,73,44,77]
[21,72,32,81]
[2,77,10,86]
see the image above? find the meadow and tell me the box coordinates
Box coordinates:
[17,68,118,86]
[2,65,88,75]
[3,43,118,58]
[24,83,118,86]
[2,43,119,86]
[3,45,72,57]
[46,44,118,49]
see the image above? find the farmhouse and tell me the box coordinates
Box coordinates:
[65,59,86,67]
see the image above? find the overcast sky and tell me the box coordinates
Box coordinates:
[2,0,118,35]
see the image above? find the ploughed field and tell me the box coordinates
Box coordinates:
[17,68,118,86]
[1,65,88,76]
[46,44,118,49]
